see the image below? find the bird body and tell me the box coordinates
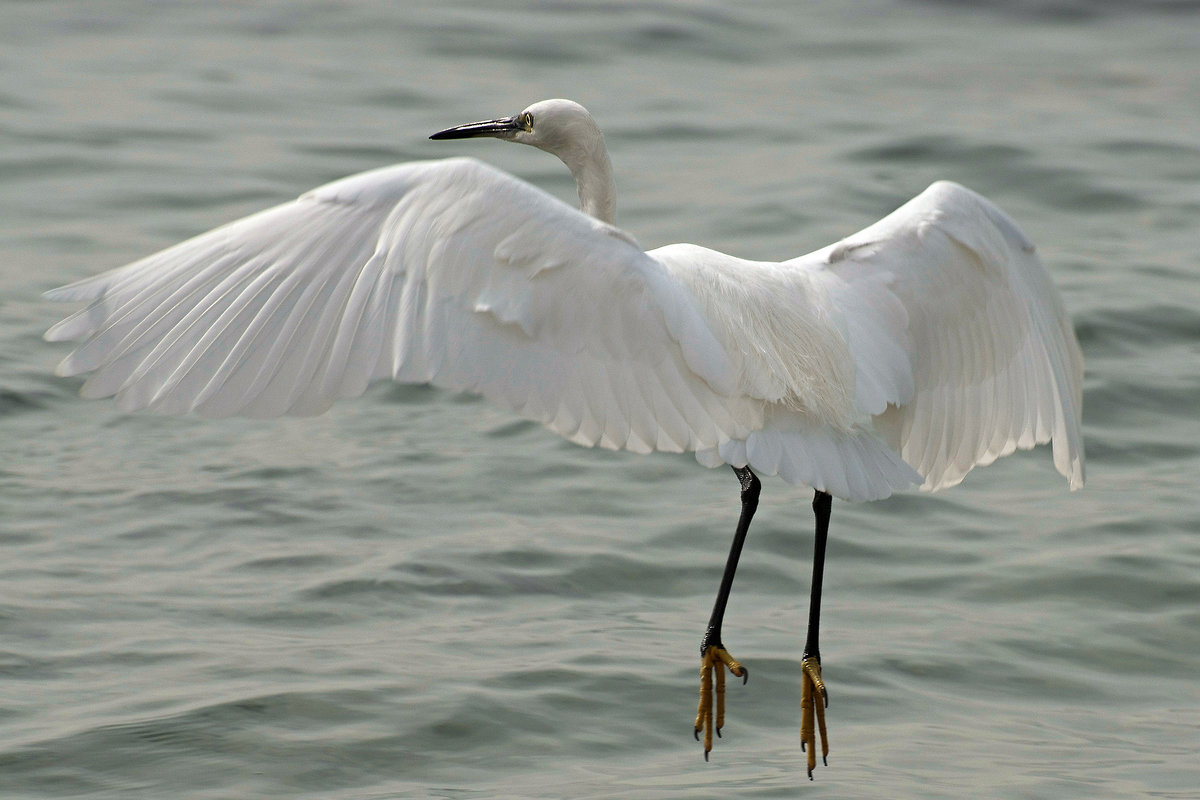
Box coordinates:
[45,99,1084,771]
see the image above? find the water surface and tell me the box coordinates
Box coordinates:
[2,2,1199,798]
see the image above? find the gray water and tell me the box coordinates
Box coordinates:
[2,1,1199,798]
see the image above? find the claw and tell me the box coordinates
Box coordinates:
[800,655,829,778]
[695,644,746,760]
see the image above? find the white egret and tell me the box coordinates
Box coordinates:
[45,98,1085,776]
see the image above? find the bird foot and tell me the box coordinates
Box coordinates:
[693,644,747,760]
[800,655,829,779]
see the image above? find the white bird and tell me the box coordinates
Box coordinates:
[45,98,1085,776]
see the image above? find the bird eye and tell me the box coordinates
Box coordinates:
[519,112,533,132]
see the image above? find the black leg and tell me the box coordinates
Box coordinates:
[801,489,832,778]
[694,465,759,759]
[802,489,832,668]
[700,465,760,660]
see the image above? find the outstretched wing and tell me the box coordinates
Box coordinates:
[46,157,758,453]
[803,181,1085,493]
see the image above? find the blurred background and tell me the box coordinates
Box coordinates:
[2,1,1198,797]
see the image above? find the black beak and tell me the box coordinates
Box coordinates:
[429,116,522,140]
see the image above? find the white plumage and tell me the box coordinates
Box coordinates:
[45,99,1084,503]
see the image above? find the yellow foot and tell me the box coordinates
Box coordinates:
[800,655,829,779]
[693,645,747,760]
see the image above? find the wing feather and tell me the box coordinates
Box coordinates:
[46,157,754,453]
[808,181,1084,492]
[689,181,1082,500]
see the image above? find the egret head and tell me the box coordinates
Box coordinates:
[430,99,616,224]
[430,99,601,154]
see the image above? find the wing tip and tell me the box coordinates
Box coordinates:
[1066,458,1086,491]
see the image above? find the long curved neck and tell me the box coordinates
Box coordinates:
[563,145,617,225]
[538,127,617,225]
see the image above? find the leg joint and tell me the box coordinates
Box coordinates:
[733,466,760,503]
